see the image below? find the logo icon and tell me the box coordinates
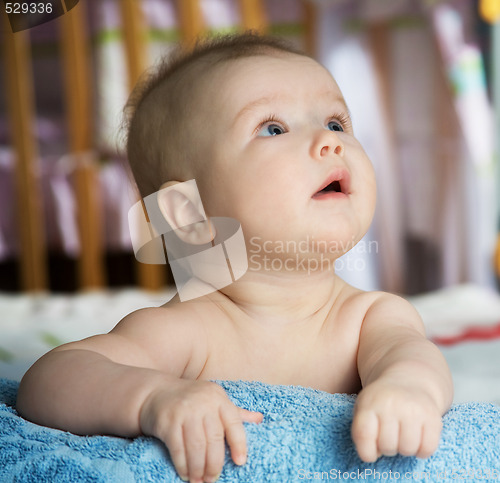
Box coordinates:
[128,180,248,301]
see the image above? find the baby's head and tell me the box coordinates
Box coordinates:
[125,32,376,266]
[125,32,302,199]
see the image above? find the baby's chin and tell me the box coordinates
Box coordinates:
[243,249,345,280]
[317,218,371,247]
[244,236,359,271]
[239,213,370,255]
[245,230,363,254]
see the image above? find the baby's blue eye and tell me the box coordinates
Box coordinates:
[327,121,344,132]
[259,124,285,137]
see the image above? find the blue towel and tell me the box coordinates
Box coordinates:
[1,377,499,482]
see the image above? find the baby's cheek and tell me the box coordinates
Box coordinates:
[356,174,376,223]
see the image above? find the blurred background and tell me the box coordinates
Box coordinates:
[1,0,500,402]
[0,0,499,296]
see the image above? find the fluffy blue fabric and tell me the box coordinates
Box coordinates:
[1,378,499,482]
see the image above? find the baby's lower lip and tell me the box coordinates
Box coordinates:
[312,191,348,200]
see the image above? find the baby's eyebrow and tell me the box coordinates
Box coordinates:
[343,104,353,122]
[322,93,352,119]
[233,93,352,123]
[234,95,280,122]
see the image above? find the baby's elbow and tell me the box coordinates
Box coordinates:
[16,364,43,421]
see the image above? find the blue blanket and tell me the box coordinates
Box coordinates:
[1,378,499,482]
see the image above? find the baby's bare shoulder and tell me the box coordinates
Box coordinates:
[110,300,214,377]
[332,282,421,331]
[331,281,382,320]
[338,284,425,337]
[335,280,408,313]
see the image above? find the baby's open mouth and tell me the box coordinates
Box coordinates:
[318,180,342,194]
[312,170,350,199]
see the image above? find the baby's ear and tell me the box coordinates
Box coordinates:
[157,180,215,245]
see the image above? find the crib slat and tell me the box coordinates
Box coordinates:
[120,0,167,291]
[120,0,149,87]
[432,31,468,285]
[2,23,48,291]
[301,0,317,57]
[238,0,268,32]
[175,0,205,45]
[367,24,405,293]
[60,1,106,289]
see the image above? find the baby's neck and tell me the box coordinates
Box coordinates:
[216,268,344,327]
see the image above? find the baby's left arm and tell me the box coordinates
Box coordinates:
[352,293,453,463]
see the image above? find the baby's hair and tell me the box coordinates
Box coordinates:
[123,31,305,198]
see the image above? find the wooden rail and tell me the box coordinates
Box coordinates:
[301,0,316,57]
[238,0,268,32]
[120,0,167,290]
[175,0,205,45]
[2,20,48,291]
[60,1,106,289]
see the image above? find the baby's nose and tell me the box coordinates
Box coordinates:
[320,143,343,157]
[312,130,344,160]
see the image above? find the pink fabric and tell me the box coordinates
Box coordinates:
[266,0,303,24]
[0,149,17,260]
[200,0,240,28]
[0,151,136,261]
[99,160,136,251]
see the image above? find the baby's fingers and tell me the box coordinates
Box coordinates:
[398,419,423,457]
[220,405,250,466]
[184,417,207,482]
[238,407,263,424]
[163,425,189,481]
[203,415,225,483]
[377,418,399,457]
[351,410,379,463]
[417,417,442,459]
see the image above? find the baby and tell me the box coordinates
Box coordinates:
[17,33,453,483]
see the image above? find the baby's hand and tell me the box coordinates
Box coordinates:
[139,379,263,483]
[351,380,443,462]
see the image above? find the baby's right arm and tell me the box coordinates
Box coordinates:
[16,307,262,483]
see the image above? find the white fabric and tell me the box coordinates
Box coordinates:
[1,285,499,405]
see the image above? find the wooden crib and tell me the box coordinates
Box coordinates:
[1,0,318,293]
[3,1,498,294]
